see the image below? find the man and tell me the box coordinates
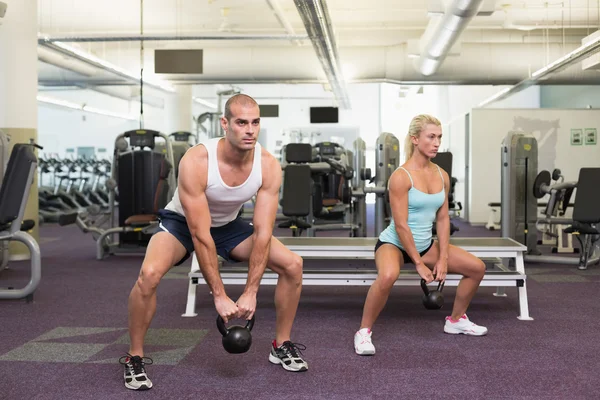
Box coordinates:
[119,94,308,391]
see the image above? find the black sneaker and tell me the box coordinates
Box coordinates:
[119,353,153,390]
[268,340,308,372]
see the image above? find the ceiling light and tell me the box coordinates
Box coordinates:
[37,95,137,120]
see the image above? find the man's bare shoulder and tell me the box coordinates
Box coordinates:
[180,144,208,166]
[260,146,278,167]
[259,147,281,186]
[178,144,208,183]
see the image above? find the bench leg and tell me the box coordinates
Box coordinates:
[515,254,533,321]
[182,278,198,317]
[493,287,507,297]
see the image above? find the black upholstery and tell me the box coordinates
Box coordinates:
[0,144,37,231]
[431,152,453,178]
[281,165,312,217]
[563,168,600,269]
[565,168,600,234]
[571,168,600,224]
[285,143,312,163]
[279,164,313,234]
[118,146,172,245]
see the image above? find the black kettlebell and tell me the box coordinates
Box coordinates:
[216,315,255,354]
[420,278,445,310]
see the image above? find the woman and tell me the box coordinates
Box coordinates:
[354,114,487,356]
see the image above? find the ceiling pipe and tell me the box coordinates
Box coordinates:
[38,34,308,43]
[418,0,484,76]
[293,0,351,109]
[265,0,303,46]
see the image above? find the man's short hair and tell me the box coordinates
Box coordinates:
[224,94,259,120]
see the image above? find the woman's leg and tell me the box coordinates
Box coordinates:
[360,243,404,329]
[421,241,488,335]
[355,243,404,355]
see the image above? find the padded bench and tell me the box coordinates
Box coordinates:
[183,236,532,321]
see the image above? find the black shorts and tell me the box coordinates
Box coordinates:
[156,209,254,266]
[374,239,434,265]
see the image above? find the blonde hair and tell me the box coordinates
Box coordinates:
[404,114,442,162]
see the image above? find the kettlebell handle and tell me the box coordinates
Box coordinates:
[420,278,430,295]
[420,277,445,292]
[216,315,256,337]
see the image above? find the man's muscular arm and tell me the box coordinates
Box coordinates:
[235,152,281,320]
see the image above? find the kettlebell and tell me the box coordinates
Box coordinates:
[420,278,445,310]
[216,315,255,354]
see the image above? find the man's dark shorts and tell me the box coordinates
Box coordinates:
[156,209,254,266]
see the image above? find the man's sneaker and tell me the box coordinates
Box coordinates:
[444,315,488,336]
[268,340,308,372]
[354,328,375,355]
[119,353,153,390]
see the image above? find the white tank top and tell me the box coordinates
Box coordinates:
[164,137,262,227]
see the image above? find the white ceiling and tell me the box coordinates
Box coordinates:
[36,0,600,90]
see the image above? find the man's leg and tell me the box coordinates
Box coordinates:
[230,236,303,344]
[230,236,307,371]
[122,232,187,390]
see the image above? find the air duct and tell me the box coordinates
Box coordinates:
[418,0,484,76]
[38,46,98,77]
[38,40,176,93]
[293,0,351,109]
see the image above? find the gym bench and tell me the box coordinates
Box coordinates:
[183,236,531,321]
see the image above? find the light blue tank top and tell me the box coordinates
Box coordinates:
[379,165,446,252]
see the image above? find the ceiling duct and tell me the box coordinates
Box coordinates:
[38,46,98,77]
[418,0,484,76]
[38,40,175,93]
[293,0,350,109]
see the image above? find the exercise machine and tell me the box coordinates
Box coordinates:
[0,143,42,301]
[363,132,400,237]
[500,131,599,269]
[431,151,460,235]
[195,87,241,140]
[0,129,9,270]
[154,131,195,179]
[529,167,599,269]
[60,129,176,260]
[279,141,362,237]
[533,168,576,253]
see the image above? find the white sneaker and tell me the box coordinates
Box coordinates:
[354,328,376,355]
[444,315,488,336]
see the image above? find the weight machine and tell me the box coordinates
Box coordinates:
[60,129,177,260]
[500,131,600,269]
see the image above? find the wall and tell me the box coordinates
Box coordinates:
[541,85,600,109]
[380,84,447,160]
[469,108,600,224]
[445,85,541,218]
[37,88,165,159]
[38,105,138,159]
[192,83,378,151]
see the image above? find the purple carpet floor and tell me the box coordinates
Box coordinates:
[1,214,599,400]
